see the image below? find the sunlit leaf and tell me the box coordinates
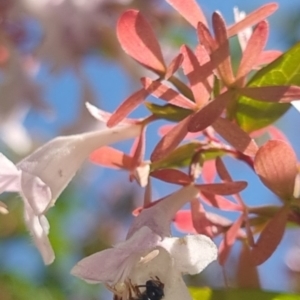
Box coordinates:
[235,42,300,132]
[166,0,208,28]
[108,88,148,127]
[181,45,212,106]
[117,10,166,74]
[151,143,225,171]
[212,12,235,86]
[236,21,269,83]
[90,146,132,170]
[227,3,278,37]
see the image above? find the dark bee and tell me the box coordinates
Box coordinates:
[129,277,165,300]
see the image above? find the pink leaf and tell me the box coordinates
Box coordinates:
[215,157,232,182]
[212,12,235,86]
[254,50,282,68]
[117,10,166,74]
[90,146,133,170]
[191,200,214,237]
[151,114,192,162]
[219,214,244,265]
[150,169,192,185]
[238,86,300,103]
[236,21,269,84]
[197,181,247,195]
[201,191,242,211]
[165,53,184,80]
[250,206,288,265]
[237,243,261,288]
[254,140,298,199]
[130,127,146,169]
[107,88,148,127]
[227,3,278,37]
[188,91,233,132]
[181,45,212,106]
[197,22,217,54]
[212,117,259,156]
[166,0,208,28]
[141,77,196,109]
[158,124,202,140]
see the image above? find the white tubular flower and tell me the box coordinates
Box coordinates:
[0,123,141,264]
[71,185,218,300]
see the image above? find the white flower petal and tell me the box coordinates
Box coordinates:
[127,185,199,239]
[292,100,300,113]
[18,125,141,202]
[160,234,217,275]
[72,227,161,285]
[160,234,218,275]
[21,171,52,214]
[130,248,192,300]
[71,248,134,284]
[24,203,54,265]
[0,154,21,193]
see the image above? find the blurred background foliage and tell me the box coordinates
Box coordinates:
[1,0,300,299]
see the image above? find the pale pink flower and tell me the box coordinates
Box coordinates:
[0,122,142,264]
[71,185,217,300]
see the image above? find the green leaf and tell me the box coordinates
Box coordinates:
[145,102,192,122]
[235,42,300,132]
[189,287,300,300]
[151,142,225,170]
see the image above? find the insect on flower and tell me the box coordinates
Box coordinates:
[129,277,165,300]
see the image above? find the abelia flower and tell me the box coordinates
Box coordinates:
[71,185,218,300]
[0,121,142,264]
